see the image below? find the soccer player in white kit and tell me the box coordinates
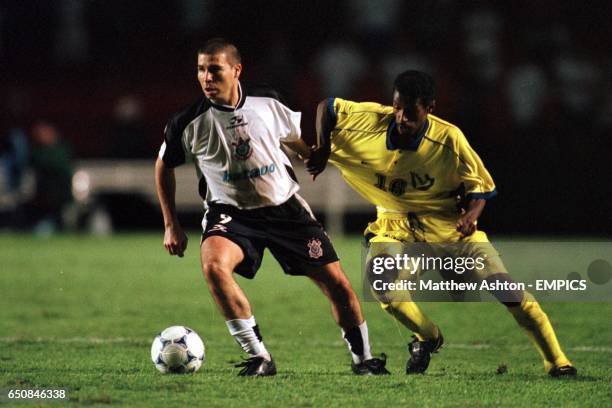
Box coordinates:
[155,39,388,376]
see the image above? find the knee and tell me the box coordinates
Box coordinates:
[327,270,354,295]
[502,290,533,309]
[314,265,354,297]
[201,260,233,285]
[326,278,354,302]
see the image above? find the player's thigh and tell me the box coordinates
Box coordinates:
[265,200,339,276]
[200,235,245,275]
[201,205,267,278]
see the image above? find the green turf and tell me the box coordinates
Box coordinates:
[0,233,610,407]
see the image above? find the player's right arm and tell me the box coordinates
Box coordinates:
[155,158,188,257]
[156,116,191,257]
[452,127,497,237]
[307,97,390,179]
[305,98,335,180]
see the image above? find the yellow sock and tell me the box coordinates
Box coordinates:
[380,301,439,341]
[507,292,572,372]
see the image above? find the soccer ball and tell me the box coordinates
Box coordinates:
[151,326,205,373]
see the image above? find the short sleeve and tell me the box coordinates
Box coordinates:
[330,97,392,133]
[158,116,186,168]
[326,97,393,148]
[454,128,497,200]
[272,100,302,142]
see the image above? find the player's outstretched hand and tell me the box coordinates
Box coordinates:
[305,145,331,181]
[456,214,477,238]
[164,224,188,257]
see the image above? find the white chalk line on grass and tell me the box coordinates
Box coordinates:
[0,337,610,353]
[0,337,140,344]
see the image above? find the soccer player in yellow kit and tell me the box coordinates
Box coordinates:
[306,70,576,377]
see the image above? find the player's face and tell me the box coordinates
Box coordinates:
[197,52,242,105]
[392,91,431,137]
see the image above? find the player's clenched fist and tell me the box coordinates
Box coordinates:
[164,225,188,257]
[305,145,330,180]
[456,214,477,238]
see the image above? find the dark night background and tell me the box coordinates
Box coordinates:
[1,0,610,235]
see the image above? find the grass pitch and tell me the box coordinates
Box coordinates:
[0,233,610,407]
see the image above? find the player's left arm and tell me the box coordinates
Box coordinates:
[271,99,313,159]
[155,157,188,257]
[283,139,311,159]
[456,198,486,237]
[453,128,497,237]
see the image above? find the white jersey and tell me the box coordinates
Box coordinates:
[158,83,302,209]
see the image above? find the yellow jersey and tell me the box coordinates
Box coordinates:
[327,97,497,218]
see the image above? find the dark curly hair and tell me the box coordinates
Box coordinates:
[393,70,436,107]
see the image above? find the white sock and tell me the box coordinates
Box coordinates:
[226,316,271,360]
[342,321,373,364]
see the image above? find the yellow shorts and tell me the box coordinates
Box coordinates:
[364,210,508,282]
[365,209,492,243]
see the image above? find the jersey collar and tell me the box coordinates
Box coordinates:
[208,81,246,112]
[386,118,429,151]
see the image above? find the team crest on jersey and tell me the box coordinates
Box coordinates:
[232,137,253,160]
[307,238,323,259]
[227,114,252,160]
